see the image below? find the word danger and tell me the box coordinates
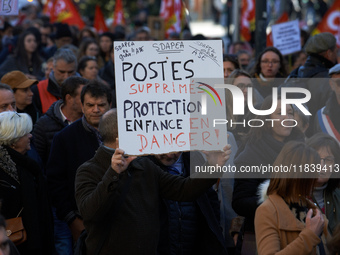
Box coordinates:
[136,117,220,152]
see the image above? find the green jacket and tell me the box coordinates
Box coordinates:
[313,188,340,235]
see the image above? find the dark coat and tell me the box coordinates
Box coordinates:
[17,103,40,125]
[0,55,44,80]
[147,153,227,255]
[312,188,340,235]
[75,146,220,255]
[46,118,100,223]
[33,100,68,167]
[0,146,55,255]
[296,53,334,136]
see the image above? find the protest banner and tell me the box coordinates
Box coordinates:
[0,0,18,16]
[272,19,301,55]
[114,40,227,155]
[148,16,165,40]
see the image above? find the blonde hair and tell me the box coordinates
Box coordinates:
[0,112,32,146]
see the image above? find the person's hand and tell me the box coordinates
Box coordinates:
[306,208,324,236]
[233,233,238,246]
[69,217,85,243]
[203,144,232,166]
[111,139,137,174]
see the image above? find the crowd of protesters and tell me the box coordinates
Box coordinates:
[0,2,339,255]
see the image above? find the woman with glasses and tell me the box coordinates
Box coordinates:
[251,47,287,98]
[0,112,54,254]
[307,132,340,235]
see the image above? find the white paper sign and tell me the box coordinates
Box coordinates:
[114,40,227,155]
[0,0,19,15]
[272,20,301,55]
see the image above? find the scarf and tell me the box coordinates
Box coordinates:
[0,145,19,183]
[82,115,102,145]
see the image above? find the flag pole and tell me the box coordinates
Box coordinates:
[232,0,240,42]
[255,0,267,58]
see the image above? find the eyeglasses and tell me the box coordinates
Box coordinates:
[321,156,335,165]
[261,60,280,65]
[235,83,252,90]
[10,112,21,120]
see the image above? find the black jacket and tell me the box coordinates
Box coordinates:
[0,146,55,255]
[298,54,334,132]
[75,147,220,255]
[46,118,100,223]
[33,100,68,167]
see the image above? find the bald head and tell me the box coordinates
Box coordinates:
[99,109,118,146]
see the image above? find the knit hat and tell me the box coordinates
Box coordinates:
[304,32,336,54]
[1,71,38,89]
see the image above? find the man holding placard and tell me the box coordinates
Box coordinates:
[75,109,231,255]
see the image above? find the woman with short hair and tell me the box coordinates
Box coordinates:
[255,141,327,254]
[0,112,54,255]
[251,47,287,98]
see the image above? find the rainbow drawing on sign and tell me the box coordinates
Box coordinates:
[197,82,223,106]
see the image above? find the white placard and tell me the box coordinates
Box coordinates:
[272,20,301,55]
[114,40,227,155]
[0,0,19,15]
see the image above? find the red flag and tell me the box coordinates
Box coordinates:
[94,5,108,33]
[43,0,54,16]
[266,12,289,46]
[49,0,85,29]
[113,0,125,26]
[160,0,183,38]
[240,0,255,42]
[312,0,340,47]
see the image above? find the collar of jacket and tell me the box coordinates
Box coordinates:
[47,71,62,98]
[267,193,307,231]
[307,53,335,69]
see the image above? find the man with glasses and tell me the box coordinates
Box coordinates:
[314,63,340,143]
